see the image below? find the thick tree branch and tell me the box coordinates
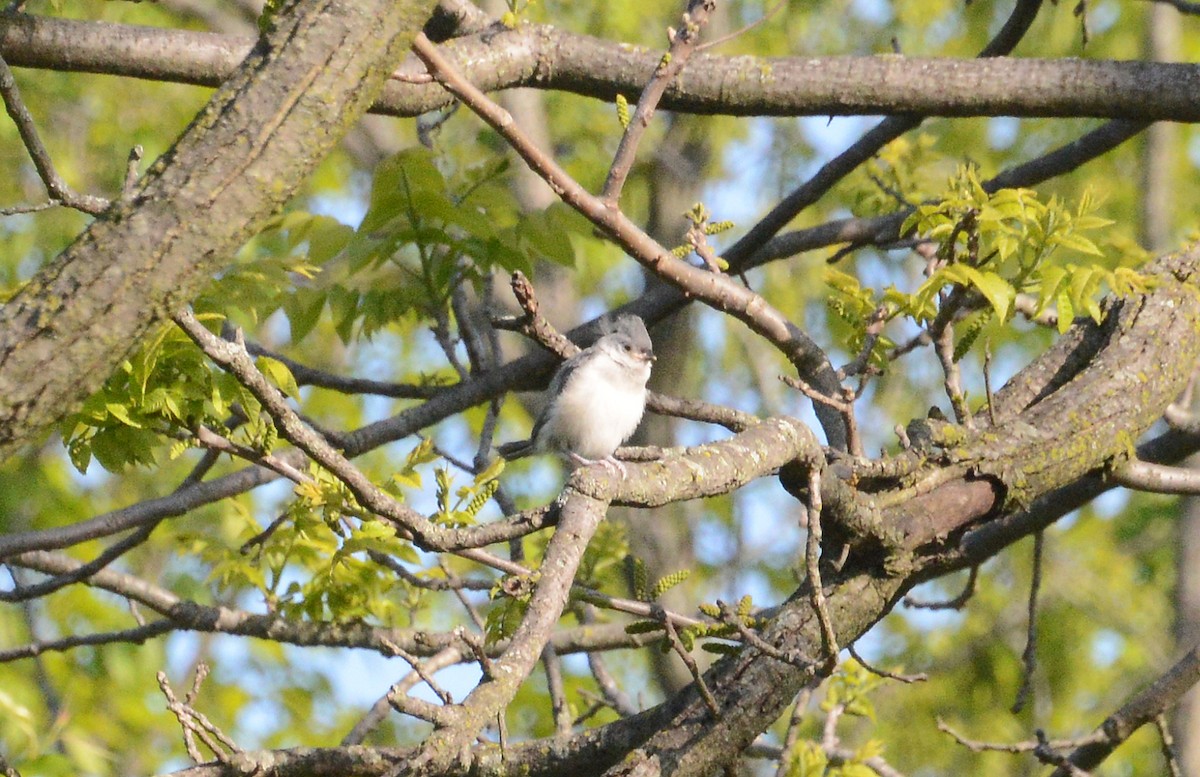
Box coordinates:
[0,0,441,460]
[599,245,1200,777]
[5,15,1200,121]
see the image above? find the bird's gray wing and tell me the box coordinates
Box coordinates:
[498,349,594,459]
[527,348,593,441]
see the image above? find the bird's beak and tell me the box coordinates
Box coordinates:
[642,351,656,364]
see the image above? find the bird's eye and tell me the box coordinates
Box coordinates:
[623,344,632,352]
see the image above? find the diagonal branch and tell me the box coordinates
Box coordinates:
[0,50,108,214]
[412,32,844,445]
[1050,646,1200,775]
[0,0,440,461]
[600,0,715,203]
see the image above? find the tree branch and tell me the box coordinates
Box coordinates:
[5,15,1200,121]
[0,0,441,460]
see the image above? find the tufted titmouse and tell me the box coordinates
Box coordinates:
[497,314,655,474]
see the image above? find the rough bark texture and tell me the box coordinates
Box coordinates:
[6,16,1200,122]
[0,0,439,459]
[600,244,1200,776]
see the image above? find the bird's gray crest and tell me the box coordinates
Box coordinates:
[601,313,653,354]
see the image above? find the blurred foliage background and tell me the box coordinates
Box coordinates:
[0,1,1197,775]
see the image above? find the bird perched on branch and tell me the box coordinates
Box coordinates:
[497,314,655,475]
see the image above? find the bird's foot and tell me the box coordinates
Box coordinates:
[567,452,627,478]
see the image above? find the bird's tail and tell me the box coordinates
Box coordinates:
[496,439,534,460]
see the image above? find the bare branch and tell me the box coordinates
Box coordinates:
[1050,646,1200,776]
[0,50,109,214]
[8,16,1200,122]
[1110,458,1200,495]
[411,30,844,445]
[1011,531,1044,714]
[601,0,715,203]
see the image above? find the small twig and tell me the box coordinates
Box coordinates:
[887,329,933,362]
[0,200,56,216]
[341,648,464,746]
[662,614,720,717]
[681,202,727,274]
[458,627,497,681]
[781,375,862,457]
[938,718,1103,754]
[439,560,488,631]
[838,306,887,381]
[804,468,839,662]
[238,513,290,556]
[585,649,639,717]
[774,690,811,777]
[184,662,210,705]
[846,643,927,683]
[1034,730,1095,776]
[541,643,573,736]
[121,145,144,200]
[697,0,786,50]
[0,51,109,215]
[157,669,240,764]
[572,697,606,726]
[579,604,639,716]
[161,668,203,763]
[430,305,471,380]
[368,551,492,593]
[933,315,972,426]
[243,337,442,399]
[381,637,454,706]
[0,620,174,663]
[983,340,997,425]
[600,0,716,204]
[717,600,814,669]
[192,424,313,485]
[1156,714,1183,777]
[904,566,979,610]
[1012,531,1044,714]
[493,271,579,359]
[822,702,845,752]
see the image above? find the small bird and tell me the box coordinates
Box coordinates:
[497,314,655,474]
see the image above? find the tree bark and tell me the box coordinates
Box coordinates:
[604,244,1200,776]
[0,0,439,459]
[5,16,1200,122]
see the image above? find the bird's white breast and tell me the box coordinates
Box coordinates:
[536,356,649,461]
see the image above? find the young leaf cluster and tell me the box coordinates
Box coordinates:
[432,456,504,526]
[58,317,298,473]
[828,165,1152,369]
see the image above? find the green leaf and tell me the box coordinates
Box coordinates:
[965,268,1014,322]
[1056,288,1074,334]
[1052,230,1105,257]
[256,356,300,398]
[104,402,142,428]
